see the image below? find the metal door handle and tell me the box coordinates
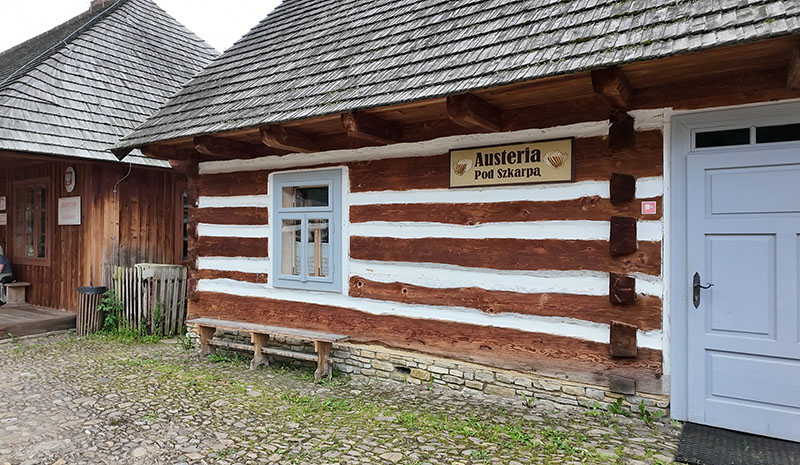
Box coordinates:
[692,272,713,308]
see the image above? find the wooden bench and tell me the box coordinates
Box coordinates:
[3,282,31,304]
[186,318,350,381]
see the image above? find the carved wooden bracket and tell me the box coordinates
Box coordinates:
[341,112,401,145]
[788,43,800,90]
[610,216,637,256]
[610,320,638,358]
[608,111,635,151]
[609,273,636,305]
[591,67,635,110]
[260,126,319,153]
[446,93,503,132]
[609,173,636,204]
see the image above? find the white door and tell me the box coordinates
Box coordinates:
[687,142,800,441]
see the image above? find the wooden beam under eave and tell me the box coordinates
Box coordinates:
[787,44,800,89]
[341,112,401,145]
[446,93,503,132]
[591,67,635,110]
[140,144,197,161]
[259,126,319,153]
[194,135,278,159]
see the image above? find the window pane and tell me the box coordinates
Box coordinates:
[307,219,330,278]
[695,128,750,148]
[282,185,328,208]
[281,219,302,276]
[756,123,800,144]
[25,235,34,257]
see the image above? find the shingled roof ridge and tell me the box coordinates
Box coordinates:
[0,0,129,89]
[137,0,766,116]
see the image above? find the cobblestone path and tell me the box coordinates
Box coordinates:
[0,335,680,465]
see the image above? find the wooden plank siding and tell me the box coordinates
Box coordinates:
[0,159,185,311]
[189,128,665,388]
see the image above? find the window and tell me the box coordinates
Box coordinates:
[273,170,342,292]
[13,180,48,263]
[694,122,800,149]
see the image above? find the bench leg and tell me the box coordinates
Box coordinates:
[7,287,26,304]
[251,333,269,370]
[197,325,216,359]
[314,341,333,382]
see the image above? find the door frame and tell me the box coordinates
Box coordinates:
[669,100,800,422]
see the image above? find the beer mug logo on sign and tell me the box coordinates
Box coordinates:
[545,150,569,169]
[453,158,473,176]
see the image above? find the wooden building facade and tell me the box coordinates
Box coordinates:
[114,1,800,442]
[0,0,216,310]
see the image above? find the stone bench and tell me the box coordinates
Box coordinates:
[4,282,31,304]
[186,318,350,381]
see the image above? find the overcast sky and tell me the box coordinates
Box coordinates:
[0,0,282,53]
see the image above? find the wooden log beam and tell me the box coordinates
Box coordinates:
[259,126,320,153]
[195,135,277,159]
[341,112,401,145]
[591,67,635,110]
[608,111,635,151]
[788,44,800,90]
[140,144,198,161]
[610,321,638,358]
[609,173,636,205]
[446,93,503,132]
[609,273,636,305]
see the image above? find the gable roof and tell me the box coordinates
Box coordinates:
[114,0,800,154]
[0,0,217,167]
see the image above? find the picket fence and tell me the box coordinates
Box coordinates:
[104,264,188,336]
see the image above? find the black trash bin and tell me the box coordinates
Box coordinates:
[77,286,107,336]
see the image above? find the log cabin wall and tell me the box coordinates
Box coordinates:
[0,169,6,255]
[2,159,185,311]
[188,115,666,394]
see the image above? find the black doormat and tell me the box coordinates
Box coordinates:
[676,422,800,465]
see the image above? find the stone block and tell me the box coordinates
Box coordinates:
[429,365,449,375]
[562,385,586,397]
[513,377,532,388]
[475,370,495,383]
[461,368,474,380]
[410,368,431,381]
[484,385,516,398]
[496,372,514,384]
[361,369,376,376]
[449,369,463,378]
[441,375,464,385]
[376,352,392,361]
[586,388,605,400]
[371,360,394,372]
[360,350,375,358]
[465,380,484,391]
[433,360,457,369]
[532,379,561,392]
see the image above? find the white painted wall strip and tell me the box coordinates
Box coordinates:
[197,278,663,350]
[198,195,270,208]
[199,109,664,175]
[350,220,662,241]
[349,178,663,207]
[350,260,663,296]
[350,181,609,205]
[197,257,271,273]
[197,224,271,238]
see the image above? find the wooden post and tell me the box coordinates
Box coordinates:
[197,325,216,358]
[609,320,638,358]
[314,340,333,382]
[610,216,637,256]
[608,111,635,150]
[609,173,636,205]
[251,333,269,370]
[609,273,636,305]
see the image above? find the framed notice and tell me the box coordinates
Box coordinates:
[58,196,81,225]
[449,138,574,188]
[0,213,6,226]
[0,196,5,211]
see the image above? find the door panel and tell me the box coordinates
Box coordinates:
[687,147,800,441]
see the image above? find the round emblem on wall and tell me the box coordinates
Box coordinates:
[65,166,76,193]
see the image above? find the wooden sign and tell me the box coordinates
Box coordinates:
[0,196,5,211]
[450,138,574,188]
[65,166,76,193]
[58,196,81,225]
[0,213,6,226]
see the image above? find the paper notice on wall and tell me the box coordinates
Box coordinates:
[0,213,6,226]
[0,196,5,211]
[58,196,81,225]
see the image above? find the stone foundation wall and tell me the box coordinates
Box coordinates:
[186,327,669,414]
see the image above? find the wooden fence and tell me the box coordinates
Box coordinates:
[104,264,188,336]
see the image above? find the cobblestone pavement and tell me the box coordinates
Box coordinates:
[0,335,681,465]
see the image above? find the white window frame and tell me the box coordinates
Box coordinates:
[272,169,342,292]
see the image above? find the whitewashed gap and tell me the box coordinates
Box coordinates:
[197,257,270,273]
[197,223,271,238]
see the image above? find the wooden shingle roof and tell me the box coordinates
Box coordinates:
[114,0,800,154]
[0,0,217,166]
